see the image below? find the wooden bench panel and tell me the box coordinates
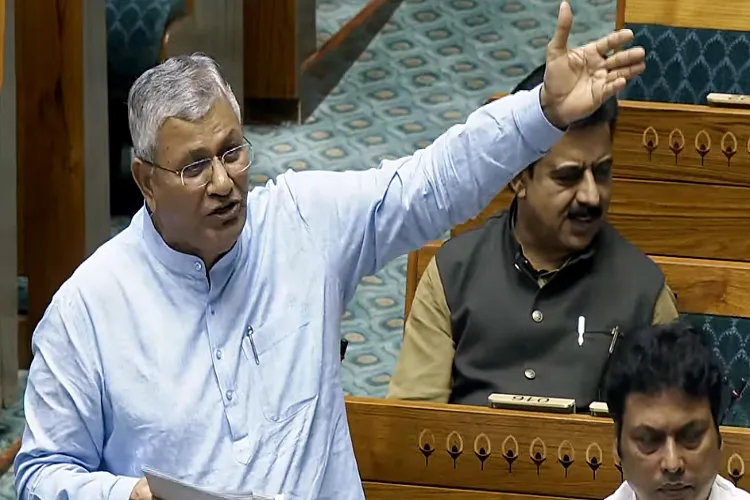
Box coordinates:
[614,101,750,187]
[653,257,750,317]
[608,179,750,261]
[405,241,750,319]
[347,397,750,499]
[624,0,749,32]
[480,99,750,188]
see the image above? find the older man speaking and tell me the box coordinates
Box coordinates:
[15,2,646,499]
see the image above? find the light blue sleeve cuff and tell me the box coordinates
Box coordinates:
[483,84,564,156]
[108,476,141,500]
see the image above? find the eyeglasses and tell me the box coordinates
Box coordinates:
[144,137,254,188]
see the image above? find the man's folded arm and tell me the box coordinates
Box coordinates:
[388,257,454,403]
[14,294,140,500]
[280,85,562,300]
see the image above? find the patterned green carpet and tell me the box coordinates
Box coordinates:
[1,0,616,496]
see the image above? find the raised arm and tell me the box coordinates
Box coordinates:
[14,293,140,500]
[280,85,560,298]
[278,2,646,299]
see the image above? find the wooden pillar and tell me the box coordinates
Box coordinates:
[242,0,313,123]
[243,0,404,124]
[0,0,18,407]
[15,0,110,368]
[616,0,626,29]
[164,0,244,116]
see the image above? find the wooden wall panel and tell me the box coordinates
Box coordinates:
[624,0,749,31]
[15,0,110,368]
[655,256,750,316]
[478,100,750,187]
[614,101,750,187]
[0,0,16,407]
[608,179,750,261]
[347,397,750,499]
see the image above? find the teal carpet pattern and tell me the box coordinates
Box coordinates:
[1,0,616,496]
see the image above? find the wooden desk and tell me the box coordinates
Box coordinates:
[347,397,750,499]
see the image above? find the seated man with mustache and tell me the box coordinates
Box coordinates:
[604,321,750,500]
[387,64,678,408]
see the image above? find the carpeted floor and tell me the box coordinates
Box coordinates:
[1,0,616,496]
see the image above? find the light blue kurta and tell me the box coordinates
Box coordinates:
[15,85,562,500]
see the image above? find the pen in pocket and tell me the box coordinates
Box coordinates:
[247,326,260,365]
[575,317,621,353]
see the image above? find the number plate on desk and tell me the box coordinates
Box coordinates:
[488,393,576,413]
[589,401,610,417]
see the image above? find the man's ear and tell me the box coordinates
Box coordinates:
[132,158,156,212]
[510,172,527,198]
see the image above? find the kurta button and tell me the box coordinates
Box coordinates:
[226,390,234,401]
[215,349,222,360]
[525,368,536,380]
[194,261,203,272]
[532,310,543,323]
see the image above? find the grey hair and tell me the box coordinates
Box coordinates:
[127,53,242,163]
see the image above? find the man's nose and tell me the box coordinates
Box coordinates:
[660,440,685,476]
[207,158,233,195]
[576,170,600,207]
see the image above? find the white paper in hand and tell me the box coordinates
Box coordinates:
[143,466,284,500]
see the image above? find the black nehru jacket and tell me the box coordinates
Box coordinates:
[436,203,665,408]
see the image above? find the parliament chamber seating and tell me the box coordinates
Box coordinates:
[345,397,750,499]
[345,88,750,497]
[402,97,750,426]
[372,15,750,484]
[349,6,750,485]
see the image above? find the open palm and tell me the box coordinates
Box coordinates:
[541,1,646,128]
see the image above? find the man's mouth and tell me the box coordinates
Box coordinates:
[567,205,603,225]
[209,201,241,218]
[658,483,692,498]
[568,214,600,226]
